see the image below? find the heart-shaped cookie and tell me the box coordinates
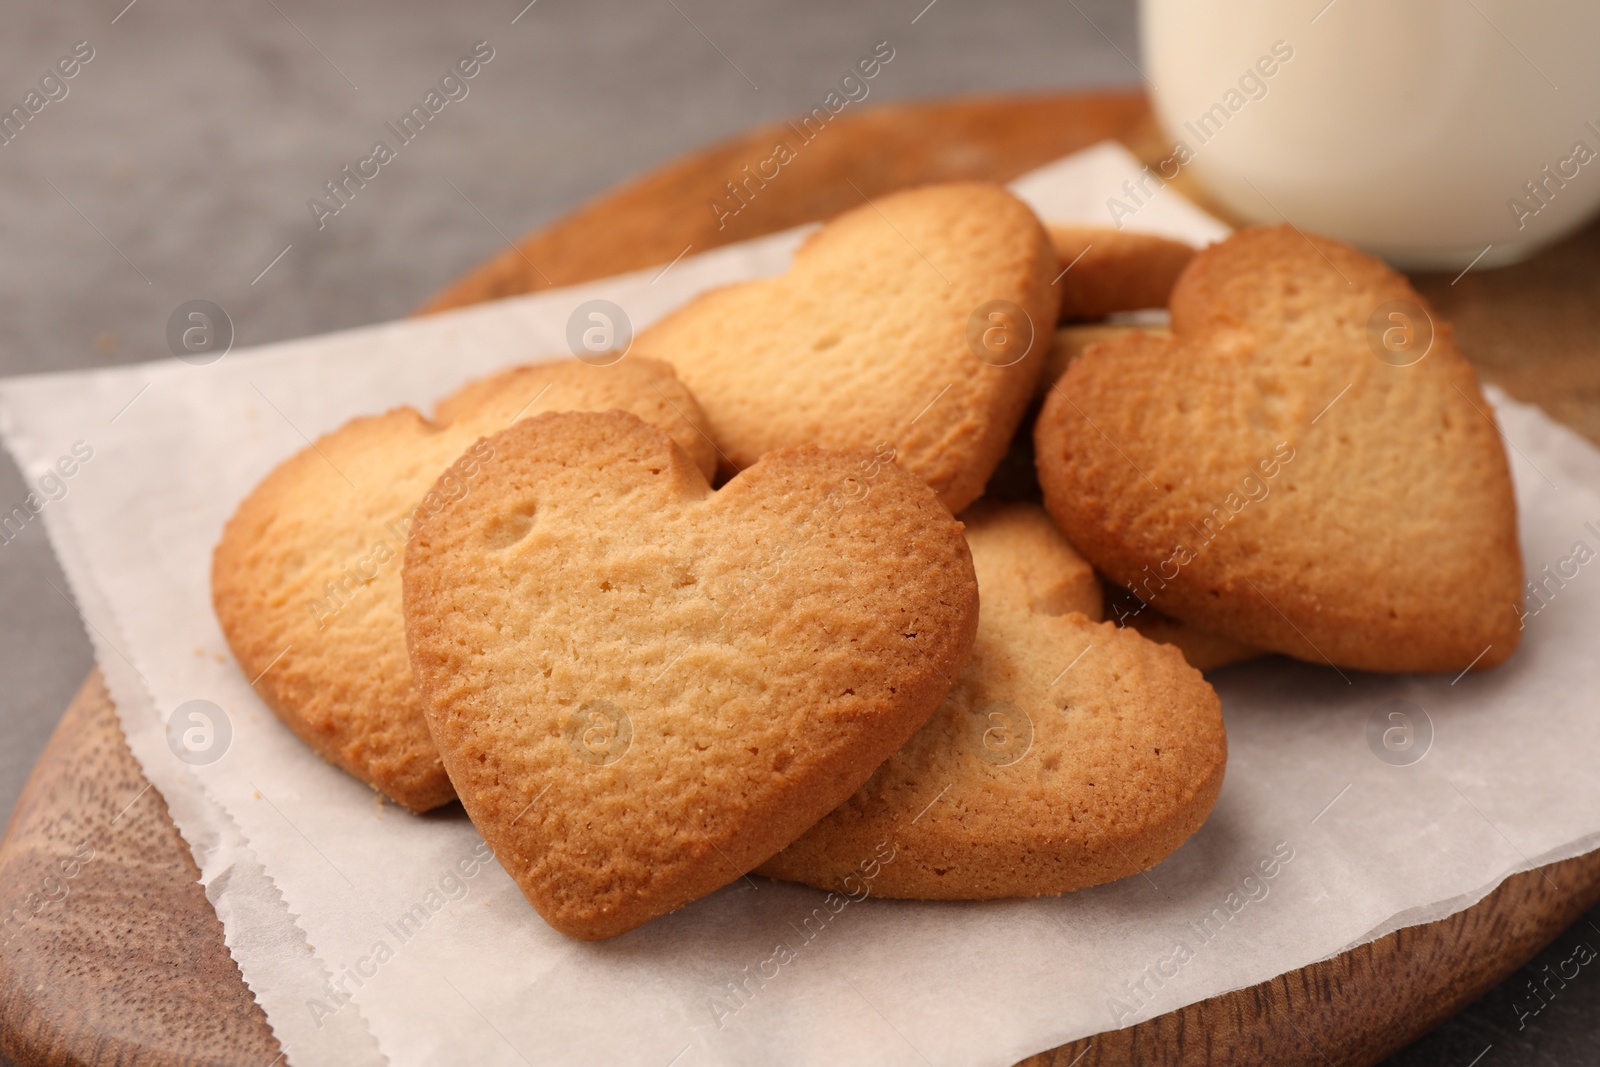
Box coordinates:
[212,358,718,812]
[1035,224,1523,673]
[758,502,1226,897]
[401,410,978,939]
[636,181,1058,513]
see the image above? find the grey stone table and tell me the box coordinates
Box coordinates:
[0,1,1594,1064]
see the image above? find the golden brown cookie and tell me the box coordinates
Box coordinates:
[1035,224,1523,673]
[1048,224,1195,321]
[636,182,1058,513]
[402,411,979,939]
[757,502,1225,899]
[956,500,1103,619]
[212,359,718,812]
[1100,581,1262,671]
[1123,608,1264,671]
[1037,323,1170,400]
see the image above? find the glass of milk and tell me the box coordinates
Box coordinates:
[1140,0,1600,268]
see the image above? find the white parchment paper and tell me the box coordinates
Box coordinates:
[4,142,1598,1067]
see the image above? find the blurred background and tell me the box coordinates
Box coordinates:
[0,2,1595,1064]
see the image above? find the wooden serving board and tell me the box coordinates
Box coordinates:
[6,89,1600,1067]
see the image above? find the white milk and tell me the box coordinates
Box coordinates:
[1140,0,1600,268]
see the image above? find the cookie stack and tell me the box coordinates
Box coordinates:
[213,182,1522,940]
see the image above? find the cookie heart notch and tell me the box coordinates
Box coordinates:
[759,502,1226,898]
[1035,225,1523,673]
[212,358,719,812]
[636,181,1058,513]
[402,410,979,939]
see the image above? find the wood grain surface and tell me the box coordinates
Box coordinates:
[4,88,1600,1067]
[0,675,283,1067]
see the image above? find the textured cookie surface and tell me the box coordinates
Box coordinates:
[757,502,1225,898]
[1035,224,1523,673]
[636,182,1057,513]
[402,411,978,939]
[1040,327,1259,670]
[1048,224,1195,321]
[1037,323,1170,400]
[212,359,718,812]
